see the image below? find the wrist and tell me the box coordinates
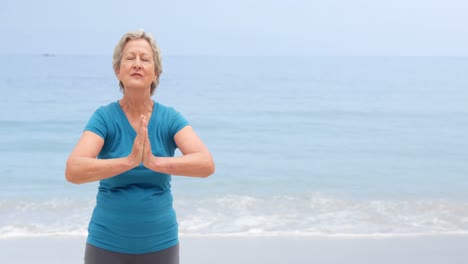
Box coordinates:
[144,153,166,172]
[126,154,140,168]
[144,154,157,170]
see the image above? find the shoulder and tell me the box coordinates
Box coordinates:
[86,101,120,127]
[152,101,189,133]
[85,102,119,138]
[93,101,120,118]
[96,101,119,113]
[154,101,176,112]
[153,101,182,117]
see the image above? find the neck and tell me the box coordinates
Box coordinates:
[119,93,154,117]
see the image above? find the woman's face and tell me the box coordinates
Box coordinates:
[116,38,157,92]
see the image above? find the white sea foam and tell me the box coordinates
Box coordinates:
[175,194,468,236]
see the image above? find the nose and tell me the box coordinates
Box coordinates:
[132,58,143,69]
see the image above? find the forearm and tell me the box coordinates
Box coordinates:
[147,152,215,178]
[65,156,136,184]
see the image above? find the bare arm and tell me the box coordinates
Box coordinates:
[143,126,215,178]
[65,117,147,184]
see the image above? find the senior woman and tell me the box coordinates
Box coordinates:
[65,30,215,264]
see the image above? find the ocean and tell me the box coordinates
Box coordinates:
[1,55,468,238]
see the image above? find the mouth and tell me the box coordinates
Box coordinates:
[131,73,143,77]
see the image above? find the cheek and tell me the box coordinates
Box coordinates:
[119,65,133,78]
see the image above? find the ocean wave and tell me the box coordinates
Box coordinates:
[1,194,468,239]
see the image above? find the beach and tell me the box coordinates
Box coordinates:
[1,56,468,263]
[1,235,468,264]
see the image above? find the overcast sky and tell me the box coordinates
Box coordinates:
[1,0,467,56]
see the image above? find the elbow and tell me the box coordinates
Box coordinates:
[65,169,79,184]
[65,171,79,184]
[65,159,82,184]
[200,158,215,178]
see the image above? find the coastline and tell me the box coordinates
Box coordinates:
[1,235,467,264]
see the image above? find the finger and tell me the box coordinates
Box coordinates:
[137,115,144,132]
[138,115,143,131]
[143,127,149,148]
[136,116,147,139]
[144,136,150,154]
[141,122,147,141]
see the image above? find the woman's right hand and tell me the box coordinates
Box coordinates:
[127,115,148,167]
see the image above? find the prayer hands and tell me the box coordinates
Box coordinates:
[128,115,154,168]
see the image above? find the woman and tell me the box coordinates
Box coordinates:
[65,30,215,264]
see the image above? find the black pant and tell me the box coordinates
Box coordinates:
[84,243,179,264]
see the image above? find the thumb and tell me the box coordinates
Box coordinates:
[143,126,151,153]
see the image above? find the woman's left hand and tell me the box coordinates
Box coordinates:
[141,125,215,177]
[142,122,156,168]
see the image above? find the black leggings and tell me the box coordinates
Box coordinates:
[84,243,179,264]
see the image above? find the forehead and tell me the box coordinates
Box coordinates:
[122,38,153,54]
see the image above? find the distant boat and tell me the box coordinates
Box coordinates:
[42,53,56,57]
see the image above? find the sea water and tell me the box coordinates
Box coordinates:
[1,55,468,238]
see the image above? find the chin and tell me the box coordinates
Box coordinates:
[125,82,152,91]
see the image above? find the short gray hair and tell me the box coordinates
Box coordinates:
[112,30,163,95]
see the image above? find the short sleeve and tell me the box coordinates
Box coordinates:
[84,107,108,139]
[169,108,189,148]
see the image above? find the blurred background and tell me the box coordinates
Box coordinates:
[1,0,468,238]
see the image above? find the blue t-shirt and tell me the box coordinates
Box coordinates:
[84,100,189,254]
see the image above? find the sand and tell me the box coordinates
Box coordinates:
[1,235,467,264]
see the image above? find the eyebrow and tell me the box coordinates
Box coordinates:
[125,51,150,56]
